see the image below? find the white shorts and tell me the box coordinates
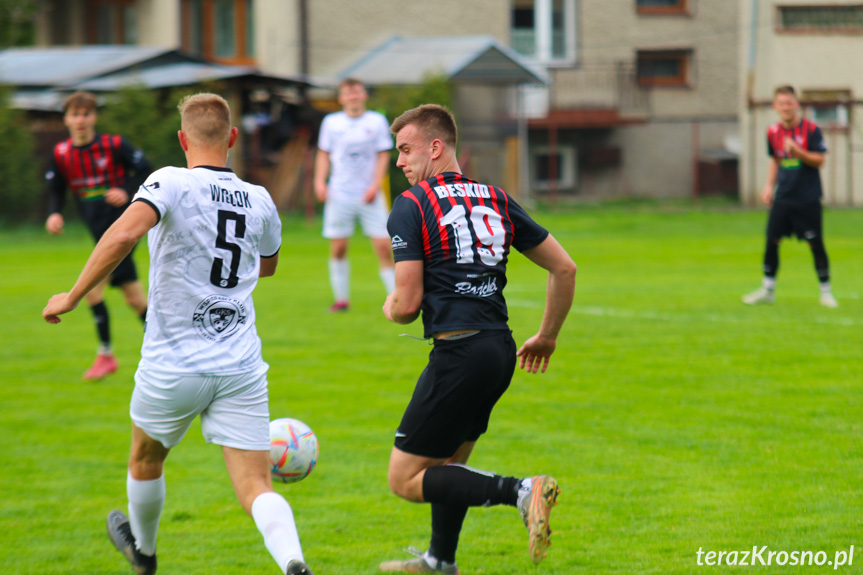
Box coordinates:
[322,194,389,239]
[131,366,270,450]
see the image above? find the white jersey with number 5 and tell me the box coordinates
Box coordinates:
[133,166,282,375]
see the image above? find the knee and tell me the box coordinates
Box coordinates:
[388,469,422,502]
[125,293,146,311]
[128,458,163,481]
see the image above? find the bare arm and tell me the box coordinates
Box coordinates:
[364,150,391,203]
[260,252,279,277]
[761,157,779,205]
[314,149,330,202]
[43,201,157,323]
[517,234,577,374]
[382,259,423,324]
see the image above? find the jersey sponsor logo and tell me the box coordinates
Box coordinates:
[192,295,248,342]
[391,235,408,249]
[78,187,108,201]
[95,157,109,170]
[780,158,801,169]
[209,184,253,208]
[454,276,499,297]
[433,183,491,199]
[144,181,160,190]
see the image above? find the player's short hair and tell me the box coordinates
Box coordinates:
[774,85,797,99]
[391,104,458,148]
[339,77,365,91]
[177,93,232,146]
[62,91,98,114]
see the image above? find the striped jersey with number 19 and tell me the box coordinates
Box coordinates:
[387,171,549,339]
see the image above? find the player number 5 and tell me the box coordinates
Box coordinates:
[210,210,246,289]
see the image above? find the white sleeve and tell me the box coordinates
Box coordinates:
[259,196,282,258]
[133,167,176,222]
[318,115,333,153]
[375,113,393,152]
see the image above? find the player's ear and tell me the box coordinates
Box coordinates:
[430,138,443,160]
[228,126,239,149]
[178,130,189,151]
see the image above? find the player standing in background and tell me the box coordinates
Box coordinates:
[43,93,313,575]
[314,77,395,312]
[380,104,577,573]
[743,85,838,308]
[45,90,152,380]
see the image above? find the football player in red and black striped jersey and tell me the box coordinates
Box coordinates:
[743,85,837,308]
[44,91,153,379]
[380,104,577,572]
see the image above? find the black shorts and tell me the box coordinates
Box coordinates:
[394,330,516,458]
[109,248,139,287]
[767,200,822,241]
[88,217,139,287]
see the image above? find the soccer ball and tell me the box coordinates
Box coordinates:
[269,418,318,484]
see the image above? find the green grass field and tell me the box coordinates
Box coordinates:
[1,202,861,574]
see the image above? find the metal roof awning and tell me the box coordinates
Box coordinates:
[339,35,548,86]
[0,46,193,88]
[0,46,312,111]
[72,62,260,91]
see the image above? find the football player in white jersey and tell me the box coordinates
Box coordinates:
[43,93,313,575]
[314,77,396,312]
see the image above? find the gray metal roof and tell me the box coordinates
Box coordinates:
[0,46,182,88]
[339,35,548,86]
[73,62,259,91]
[0,46,311,111]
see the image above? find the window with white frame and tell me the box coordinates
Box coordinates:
[511,0,577,64]
[803,89,851,128]
[531,145,577,190]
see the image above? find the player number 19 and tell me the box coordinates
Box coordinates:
[439,205,505,266]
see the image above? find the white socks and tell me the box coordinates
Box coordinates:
[330,258,396,300]
[380,267,396,294]
[762,277,777,291]
[252,491,305,572]
[329,258,350,303]
[127,472,165,556]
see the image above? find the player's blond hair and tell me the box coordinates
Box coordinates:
[177,93,232,146]
[63,91,98,114]
[391,104,458,148]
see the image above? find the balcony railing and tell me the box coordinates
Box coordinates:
[548,63,650,118]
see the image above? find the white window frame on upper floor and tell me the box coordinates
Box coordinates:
[511,0,578,67]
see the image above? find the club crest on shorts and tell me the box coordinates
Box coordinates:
[192,295,247,342]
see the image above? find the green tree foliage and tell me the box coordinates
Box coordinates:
[0,0,37,48]
[0,87,41,225]
[367,75,454,196]
[97,85,192,172]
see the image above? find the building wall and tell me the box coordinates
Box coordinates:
[305,1,508,81]
[738,0,863,206]
[578,0,739,119]
[136,0,181,48]
[528,0,740,200]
